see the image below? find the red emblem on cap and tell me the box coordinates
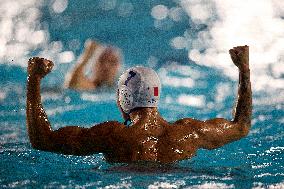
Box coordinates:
[154,87,159,96]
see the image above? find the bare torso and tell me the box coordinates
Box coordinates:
[102,120,199,163]
[90,110,231,163]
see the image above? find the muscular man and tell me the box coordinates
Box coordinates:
[64,40,121,90]
[26,45,251,163]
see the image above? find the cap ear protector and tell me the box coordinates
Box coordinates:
[117,66,161,115]
[118,85,133,113]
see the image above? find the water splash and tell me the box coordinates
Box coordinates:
[178,0,284,91]
[0,0,74,67]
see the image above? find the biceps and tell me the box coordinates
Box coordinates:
[197,118,243,149]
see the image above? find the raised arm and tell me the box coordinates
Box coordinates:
[175,46,252,150]
[26,57,124,155]
[230,46,251,126]
[199,45,252,149]
[64,40,98,90]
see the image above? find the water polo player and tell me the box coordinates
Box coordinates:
[26,45,252,163]
[64,40,121,90]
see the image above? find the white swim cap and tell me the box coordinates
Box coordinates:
[117,66,161,113]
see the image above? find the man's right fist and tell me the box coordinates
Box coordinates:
[229,45,249,72]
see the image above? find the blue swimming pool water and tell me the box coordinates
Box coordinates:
[0,0,283,188]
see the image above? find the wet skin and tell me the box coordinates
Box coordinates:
[26,46,251,163]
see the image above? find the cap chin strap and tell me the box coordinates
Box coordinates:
[124,117,131,126]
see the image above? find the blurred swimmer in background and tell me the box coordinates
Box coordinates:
[64,40,122,90]
[26,46,251,164]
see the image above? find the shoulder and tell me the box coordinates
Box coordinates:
[89,121,126,135]
[174,118,202,126]
[174,118,231,127]
[162,118,202,138]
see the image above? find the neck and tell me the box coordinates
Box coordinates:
[128,108,165,135]
[129,107,163,125]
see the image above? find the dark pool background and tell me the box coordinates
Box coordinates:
[0,0,283,188]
